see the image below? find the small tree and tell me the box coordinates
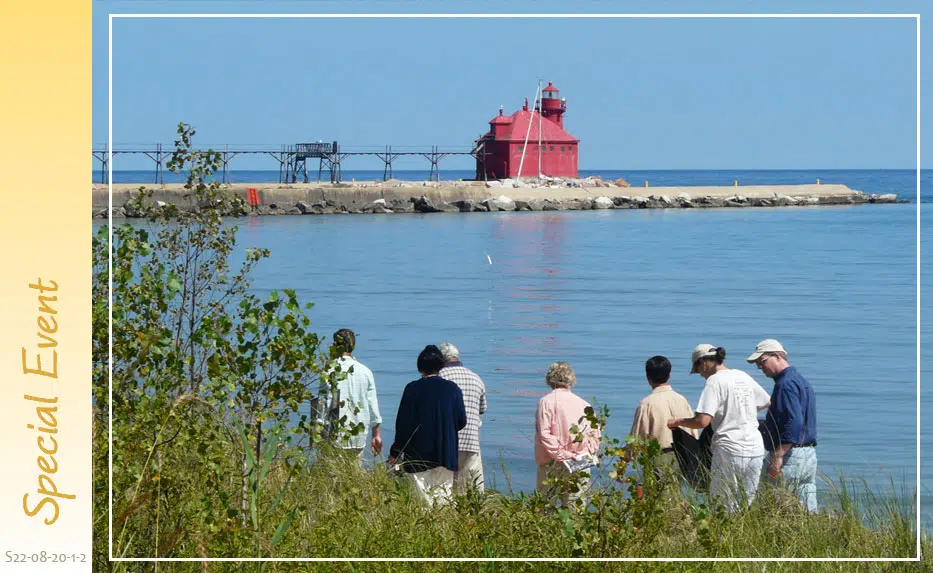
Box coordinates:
[92,123,337,561]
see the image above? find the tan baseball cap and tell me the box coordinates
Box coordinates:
[746,339,787,363]
[690,344,717,374]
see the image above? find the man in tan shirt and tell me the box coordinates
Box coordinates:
[627,355,697,470]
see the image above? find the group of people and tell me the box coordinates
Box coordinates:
[316,332,487,505]
[315,329,818,513]
[640,340,819,513]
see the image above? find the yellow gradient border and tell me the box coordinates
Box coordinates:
[0,2,92,572]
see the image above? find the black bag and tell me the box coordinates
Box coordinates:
[671,426,714,492]
[758,419,778,453]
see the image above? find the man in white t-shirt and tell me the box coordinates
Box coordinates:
[668,344,770,513]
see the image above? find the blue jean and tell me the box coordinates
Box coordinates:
[769,446,818,512]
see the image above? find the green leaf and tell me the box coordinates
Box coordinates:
[166,275,182,292]
[237,422,258,471]
[270,507,297,548]
[267,478,291,516]
[257,437,276,486]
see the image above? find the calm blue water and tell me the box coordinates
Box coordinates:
[101,169,931,523]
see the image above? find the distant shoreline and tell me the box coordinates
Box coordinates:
[92,180,899,218]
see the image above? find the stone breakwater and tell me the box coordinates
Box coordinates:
[92,180,899,218]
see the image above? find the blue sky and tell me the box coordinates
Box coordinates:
[93,1,931,170]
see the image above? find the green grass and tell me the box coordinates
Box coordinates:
[96,432,929,572]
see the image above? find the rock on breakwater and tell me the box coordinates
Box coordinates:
[91,181,899,219]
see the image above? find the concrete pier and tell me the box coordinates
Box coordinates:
[91,180,899,218]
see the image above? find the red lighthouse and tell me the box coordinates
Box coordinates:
[474,81,579,180]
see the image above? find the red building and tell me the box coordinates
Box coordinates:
[474,82,579,180]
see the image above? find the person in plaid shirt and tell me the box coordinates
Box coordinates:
[439,342,487,493]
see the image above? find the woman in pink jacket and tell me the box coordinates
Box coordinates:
[534,361,602,504]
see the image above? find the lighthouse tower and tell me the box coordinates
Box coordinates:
[539,81,566,128]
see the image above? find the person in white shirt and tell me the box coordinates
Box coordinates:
[316,329,382,465]
[668,344,770,513]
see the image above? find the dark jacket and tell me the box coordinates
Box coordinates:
[389,375,467,473]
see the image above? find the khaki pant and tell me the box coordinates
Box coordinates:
[536,461,591,507]
[649,451,680,481]
[642,451,684,501]
[454,451,484,494]
[337,447,364,467]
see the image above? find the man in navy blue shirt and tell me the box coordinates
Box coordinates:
[748,339,819,512]
[389,345,467,506]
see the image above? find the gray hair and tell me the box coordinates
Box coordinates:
[545,361,576,389]
[439,342,460,362]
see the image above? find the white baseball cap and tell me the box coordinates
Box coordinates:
[690,344,717,374]
[746,339,787,363]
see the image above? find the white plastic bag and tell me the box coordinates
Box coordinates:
[562,452,599,473]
